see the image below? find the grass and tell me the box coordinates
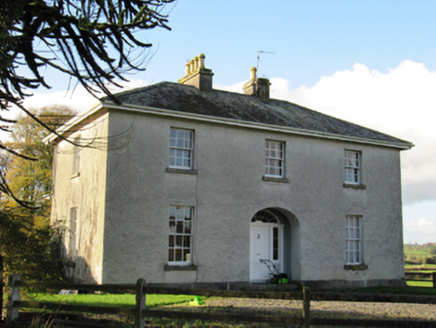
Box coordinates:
[406,280,434,288]
[405,264,436,270]
[21,292,196,308]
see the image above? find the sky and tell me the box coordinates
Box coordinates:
[21,0,436,244]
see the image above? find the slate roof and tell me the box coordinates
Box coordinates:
[101,81,412,149]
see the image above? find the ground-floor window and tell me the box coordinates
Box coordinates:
[69,207,78,259]
[346,215,362,264]
[168,206,193,265]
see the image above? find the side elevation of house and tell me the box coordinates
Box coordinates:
[47,54,412,288]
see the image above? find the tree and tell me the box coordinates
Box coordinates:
[430,244,436,256]
[0,0,174,204]
[0,106,76,281]
[2,105,76,206]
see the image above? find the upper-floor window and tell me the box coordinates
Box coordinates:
[168,205,193,265]
[346,215,363,265]
[344,150,361,184]
[72,137,81,176]
[170,128,194,169]
[265,140,285,177]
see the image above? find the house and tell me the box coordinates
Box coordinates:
[47,54,413,288]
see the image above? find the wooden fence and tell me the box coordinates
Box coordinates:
[405,271,436,287]
[6,274,310,327]
[5,274,436,327]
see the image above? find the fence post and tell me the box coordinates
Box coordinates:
[433,272,436,289]
[135,278,146,328]
[6,274,21,323]
[302,286,311,328]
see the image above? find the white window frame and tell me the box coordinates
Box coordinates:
[265,140,285,178]
[169,128,194,169]
[69,207,78,259]
[168,205,193,265]
[346,215,363,265]
[344,150,361,184]
[72,137,81,175]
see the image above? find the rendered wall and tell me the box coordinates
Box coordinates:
[51,113,109,284]
[100,110,405,286]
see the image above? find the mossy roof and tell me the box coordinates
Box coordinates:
[101,82,412,149]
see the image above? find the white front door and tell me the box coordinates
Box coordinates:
[249,226,270,282]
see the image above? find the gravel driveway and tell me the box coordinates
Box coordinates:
[203,297,436,321]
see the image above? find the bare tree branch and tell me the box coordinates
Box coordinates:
[0,0,175,206]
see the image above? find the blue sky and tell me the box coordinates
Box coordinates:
[24,0,436,244]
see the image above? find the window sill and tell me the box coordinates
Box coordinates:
[343,183,366,190]
[164,265,197,271]
[166,167,197,175]
[262,176,289,183]
[71,172,80,179]
[344,264,368,271]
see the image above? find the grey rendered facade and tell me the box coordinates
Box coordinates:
[48,55,412,288]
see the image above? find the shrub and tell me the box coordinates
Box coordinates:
[425,257,436,265]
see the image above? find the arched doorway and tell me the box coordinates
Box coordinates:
[249,210,284,282]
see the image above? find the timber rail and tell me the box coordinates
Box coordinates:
[4,274,436,327]
[405,271,436,287]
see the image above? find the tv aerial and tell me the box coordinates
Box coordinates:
[256,50,276,72]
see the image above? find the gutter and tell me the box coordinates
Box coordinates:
[45,102,414,151]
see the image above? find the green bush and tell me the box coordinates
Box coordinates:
[425,256,436,265]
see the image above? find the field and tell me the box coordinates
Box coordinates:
[404,242,436,266]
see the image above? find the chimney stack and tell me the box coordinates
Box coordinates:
[243,67,270,102]
[179,54,214,91]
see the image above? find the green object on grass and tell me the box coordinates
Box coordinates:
[279,277,289,284]
[189,296,205,306]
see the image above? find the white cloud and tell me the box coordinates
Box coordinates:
[22,79,150,114]
[219,62,436,205]
[219,60,436,244]
[404,217,436,244]
[216,81,245,94]
[275,61,436,205]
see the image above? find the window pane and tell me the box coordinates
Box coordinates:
[183,249,190,262]
[273,227,279,260]
[184,222,191,234]
[176,222,184,234]
[175,249,182,261]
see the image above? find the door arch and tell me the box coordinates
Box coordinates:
[249,210,284,282]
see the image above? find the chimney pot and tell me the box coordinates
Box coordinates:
[199,53,205,69]
[250,67,257,81]
[179,53,214,91]
[243,67,270,102]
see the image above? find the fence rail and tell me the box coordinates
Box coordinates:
[405,271,436,287]
[5,274,436,327]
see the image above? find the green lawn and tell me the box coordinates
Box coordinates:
[405,264,436,270]
[406,280,434,288]
[16,292,196,310]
